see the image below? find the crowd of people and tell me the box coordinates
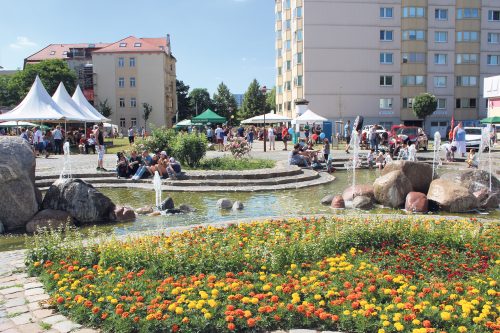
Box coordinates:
[116,149,181,180]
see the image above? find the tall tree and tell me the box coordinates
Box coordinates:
[212,82,238,120]
[265,86,276,113]
[0,75,20,107]
[189,88,213,116]
[142,103,153,132]
[98,99,112,118]
[176,80,192,120]
[413,93,437,129]
[239,79,266,121]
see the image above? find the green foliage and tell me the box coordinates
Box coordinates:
[0,75,20,107]
[265,86,276,112]
[189,88,213,116]
[97,99,112,118]
[176,79,192,120]
[413,93,437,125]
[134,127,177,155]
[239,79,266,121]
[171,132,207,167]
[195,156,275,170]
[212,82,238,120]
[142,102,153,131]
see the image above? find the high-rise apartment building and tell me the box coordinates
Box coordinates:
[275,0,500,135]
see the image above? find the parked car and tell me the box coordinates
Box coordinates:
[464,127,487,152]
[389,126,428,152]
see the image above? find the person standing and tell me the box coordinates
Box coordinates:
[369,126,378,153]
[247,126,255,149]
[94,124,106,171]
[268,125,276,150]
[33,126,44,157]
[140,126,145,139]
[53,125,63,155]
[206,126,213,143]
[281,125,289,150]
[128,126,135,146]
[344,120,351,153]
[215,124,224,151]
[452,122,466,157]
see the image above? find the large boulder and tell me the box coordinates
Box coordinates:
[352,196,373,210]
[427,179,479,213]
[320,194,335,206]
[25,209,74,233]
[331,196,345,209]
[159,197,174,211]
[0,137,39,231]
[342,184,374,202]
[41,179,116,224]
[217,198,233,210]
[178,204,196,213]
[481,194,499,210]
[0,223,4,234]
[440,170,500,199]
[373,170,413,208]
[382,161,433,193]
[405,192,428,213]
[232,201,244,211]
[114,206,136,221]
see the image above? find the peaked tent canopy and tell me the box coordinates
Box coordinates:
[72,85,110,122]
[191,109,226,124]
[241,112,292,124]
[52,82,94,122]
[295,109,328,122]
[0,76,67,122]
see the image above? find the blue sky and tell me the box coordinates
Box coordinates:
[0,0,275,95]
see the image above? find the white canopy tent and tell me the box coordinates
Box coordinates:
[52,82,93,122]
[0,121,39,128]
[72,85,109,122]
[294,109,328,123]
[241,112,292,124]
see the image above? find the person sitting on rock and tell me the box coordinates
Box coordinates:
[132,150,153,180]
[289,144,310,167]
[375,151,385,170]
[86,135,96,154]
[397,142,409,160]
[366,148,375,169]
[116,152,130,178]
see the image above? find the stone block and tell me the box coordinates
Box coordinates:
[24,288,44,296]
[0,287,23,295]
[51,320,81,333]
[5,292,25,300]
[5,305,28,315]
[23,282,43,290]
[41,314,66,325]
[25,294,49,303]
[10,313,34,326]
[4,298,26,308]
[17,323,44,333]
[33,308,54,319]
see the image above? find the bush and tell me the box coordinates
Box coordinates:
[171,132,207,167]
[133,127,176,155]
[226,137,251,158]
[196,156,275,170]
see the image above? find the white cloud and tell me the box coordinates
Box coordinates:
[9,36,37,49]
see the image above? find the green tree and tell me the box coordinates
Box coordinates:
[176,80,192,120]
[98,99,112,118]
[212,82,238,121]
[189,88,213,116]
[142,103,153,132]
[0,75,20,107]
[413,93,437,129]
[10,59,77,100]
[265,86,276,113]
[239,79,266,121]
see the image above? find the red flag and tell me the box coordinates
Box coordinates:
[449,115,455,140]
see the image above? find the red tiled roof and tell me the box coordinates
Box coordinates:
[92,36,167,54]
[25,43,110,62]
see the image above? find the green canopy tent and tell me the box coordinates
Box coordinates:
[191,109,226,124]
[480,116,500,124]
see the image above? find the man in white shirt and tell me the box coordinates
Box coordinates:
[33,127,44,156]
[268,126,276,150]
[52,125,63,155]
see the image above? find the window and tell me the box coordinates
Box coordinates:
[118,57,124,67]
[380,30,393,41]
[295,75,303,86]
[62,51,68,56]
[434,31,448,42]
[130,77,136,87]
[435,9,448,20]
[285,81,291,91]
[88,43,95,48]
[276,30,282,40]
[129,57,135,67]
[276,11,282,21]
[286,60,291,70]
[379,98,393,109]
[131,118,137,127]
[134,42,141,47]
[402,98,414,108]
[295,7,302,18]
[488,33,500,44]
[434,76,447,87]
[457,8,479,19]
[380,7,393,18]
[379,75,393,86]
[119,98,125,108]
[434,54,447,65]
[402,75,425,86]
[285,40,291,50]
[119,118,126,128]
[118,77,124,88]
[402,30,425,40]
[276,49,282,58]
[295,52,302,65]
[487,55,500,65]
[457,31,479,42]
[277,85,283,94]
[277,67,282,75]
[285,19,291,30]
[295,29,303,41]
[403,7,425,18]
[119,43,127,47]
[402,52,426,63]
[130,98,136,108]
[456,54,478,64]
[456,98,476,108]
[286,102,291,111]
[284,0,290,10]
[436,98,447,109]
[456,76,478,87]
[489,10,500,21]
[380,52,393,64]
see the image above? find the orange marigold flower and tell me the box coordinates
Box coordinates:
[92,307,100,314]
[101,312,108,320]
[227,323,236,331]
[423,320,432,328]
[56,296,64,304]
[247,318,256,327]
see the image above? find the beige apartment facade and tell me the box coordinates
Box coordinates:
[92,36,177,132]
[275,0,500,135]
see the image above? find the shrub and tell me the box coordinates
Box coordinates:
[196,156,275,170]
[171,132,207,167]
[226,137,251,158]
[133,127,176,155]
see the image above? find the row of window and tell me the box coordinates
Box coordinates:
[277,75,303,93]
[380,7,500,21]
[380,98,478,110]
[118,77,136,88]
[118,57,136,67]
[119,118,137,128]
[381,30,488,42]
[380,52,499,65]
[277,53,302,74]
[276,6,301,21]
[118,97,137,108]
[276,29,303,42]
[378,75,482,87]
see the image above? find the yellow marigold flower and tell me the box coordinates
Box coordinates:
[472,316,482,323]
[290,264,297,270]
[444,305,454,312]
[394,322,404,331]
[378,329,385,333]
[457,326,467,332]
[343,310,350,316]
[382,320,390,327]
[412,319,420,325]
[487,289,496,296]
[489,280,497,287]
[275,286,283,292]
[207,299,217,308]
[204,312,212,320]
[440,311,451,321]
[314,294,322,300]
[175,307,183,315]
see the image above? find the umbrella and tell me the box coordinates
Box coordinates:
[480,116,500,124]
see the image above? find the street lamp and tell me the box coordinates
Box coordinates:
[261,86,267,152]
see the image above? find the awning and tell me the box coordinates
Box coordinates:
[241,113,292,124]
[480,116,500,124]
[191,109,226,124]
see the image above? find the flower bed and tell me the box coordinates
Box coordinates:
[26,217,499,333]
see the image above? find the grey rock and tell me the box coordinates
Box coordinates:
[320,194,335,205]
[0,137,39,231]
[178,204,196,213]
[164,209,183,214]
[159,197,174,210]
[382,160,433,193]
[34,186,43,207]
[481,194,499,210]
[41,179,116,224]
[232,201,244,210]
[136,205,153,215]
[474,188,489,202]
[352,195,373,210]
[217,198,233,210]
[373,170,413,208]
[427,179,479,212]
[25,209,74,233]
[342,184,374,202]
[440,170,500,197]
[331,195,345,209]
[114,206,136,221]
[405,192,428,213]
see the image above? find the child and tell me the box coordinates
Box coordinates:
[466,149,478,168]
[398,143,409,160]
[375,151,385,170]
[366,148,375,169]
[384,151,393,165]
[322,138,330,162]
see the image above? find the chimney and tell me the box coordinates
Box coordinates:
[166,34,171,55]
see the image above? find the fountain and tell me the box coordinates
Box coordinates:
[408,144,417,162]
[59,142,72,180]
[153,171,162,209]
[479,127,492,191]
[345,131,361,200]
[432,131,441,179]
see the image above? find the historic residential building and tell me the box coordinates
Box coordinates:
[275,0,500,135]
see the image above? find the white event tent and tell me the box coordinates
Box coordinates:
[72,85,109,122]
[241,112,292,124]
[52,82,92,122]
[294,109,328,123]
